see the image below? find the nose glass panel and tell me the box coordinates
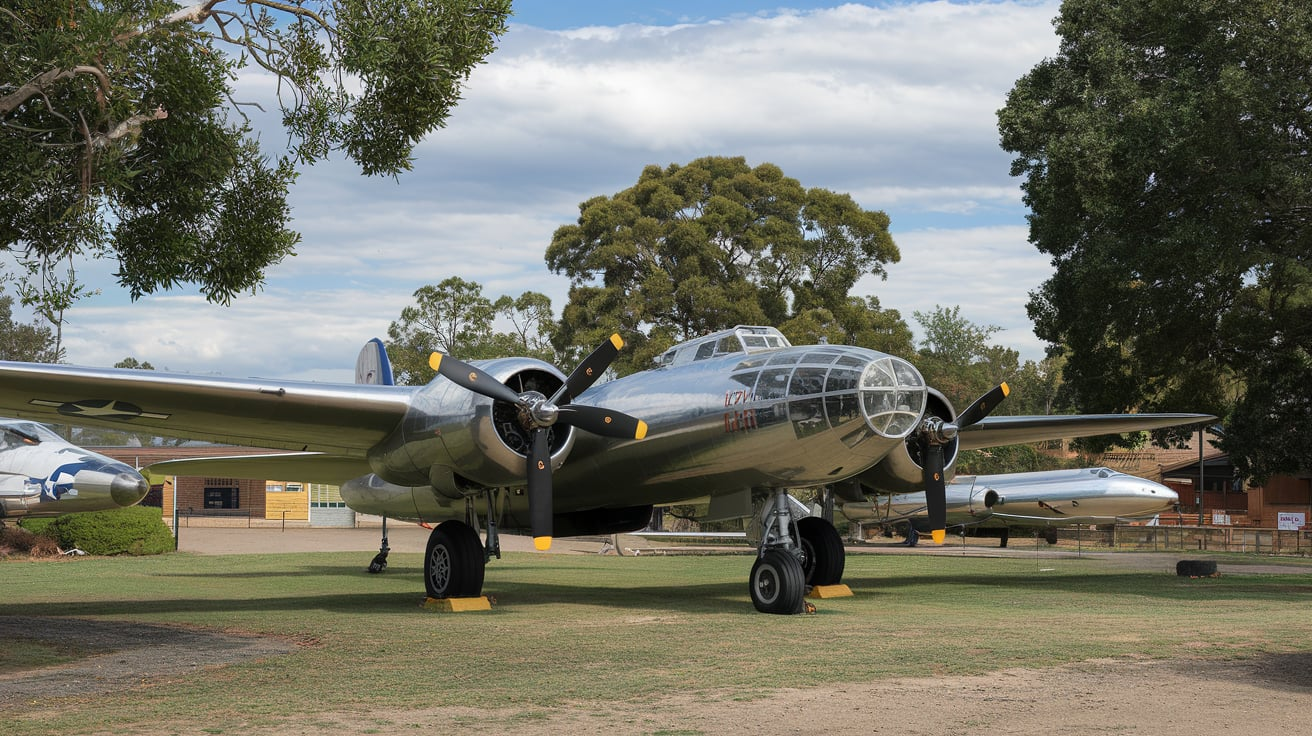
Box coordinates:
[859,357,926,438]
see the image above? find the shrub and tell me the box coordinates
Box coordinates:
[0,524,61,558]
[44,506,174,556]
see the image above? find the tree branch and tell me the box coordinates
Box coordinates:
[90,105,169,149]
[0,65,110,117]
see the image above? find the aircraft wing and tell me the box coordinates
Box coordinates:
[144,452,373,485]
[0,362,416,456]
[958,413,1213,450]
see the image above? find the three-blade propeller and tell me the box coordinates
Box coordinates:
[428,335,648,551]
[917,382,1009,544]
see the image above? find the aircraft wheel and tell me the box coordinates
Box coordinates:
[797,517,845,586]
[424,520,486,599]
[1043,528,1058,545]
[749,548,805,615]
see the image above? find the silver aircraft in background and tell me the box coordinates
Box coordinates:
[0,327,1211,614]
[841,467,1178,547]
[0,418,150,519]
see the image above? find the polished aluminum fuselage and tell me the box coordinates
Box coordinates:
[344,344,923,521]
[840,467,1178,528]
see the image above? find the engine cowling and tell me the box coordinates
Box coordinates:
[366,358,576,495]
[854,388,958,493]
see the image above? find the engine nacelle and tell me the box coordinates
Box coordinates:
[853,388,958,493]
[366,358,576,495]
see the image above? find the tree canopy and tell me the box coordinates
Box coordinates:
[1,0,509,314]
[998,0,1310,479]
[545,156,907,373]
[385,277,557,385]
[0,285,57,362]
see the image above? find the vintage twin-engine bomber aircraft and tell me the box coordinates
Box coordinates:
[0,418,150,519]
[841,467,1179,547]
[0,327,1210,614]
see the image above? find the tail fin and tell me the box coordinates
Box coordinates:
[355,338,395,386]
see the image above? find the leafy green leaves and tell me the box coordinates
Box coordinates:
[998,0,1312,478]
[546,156,907,374]
[1,0,509,325]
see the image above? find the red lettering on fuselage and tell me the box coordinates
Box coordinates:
[724,408,758,433]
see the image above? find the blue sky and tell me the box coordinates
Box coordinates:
[21,1,1063,381]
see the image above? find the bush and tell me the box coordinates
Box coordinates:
[0,524,61,558]
[43,506,174,556]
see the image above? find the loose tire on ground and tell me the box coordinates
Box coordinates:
[1176,559,1218,577]
[797,516,845,586]
[424,521,486,598]
[749,548,806,615]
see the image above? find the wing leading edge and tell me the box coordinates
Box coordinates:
[0,361,417,456]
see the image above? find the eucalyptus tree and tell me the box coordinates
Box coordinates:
[998,0,1309,477]
[546,156,906,374]
[1,1,510,319]
[386,277,557,385]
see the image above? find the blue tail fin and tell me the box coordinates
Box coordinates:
[355,338,395,386]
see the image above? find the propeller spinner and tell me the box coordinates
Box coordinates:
[429,335,648,551]
[917,382,1010,544]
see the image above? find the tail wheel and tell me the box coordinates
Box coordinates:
[424,520,485,599]
[749,548,806,615]
[797,517,845,586]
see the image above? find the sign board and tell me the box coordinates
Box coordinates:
[1277,512,1305,531]
[1211,512,1231,526]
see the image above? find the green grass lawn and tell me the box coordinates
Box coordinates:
[4,549,1312,735]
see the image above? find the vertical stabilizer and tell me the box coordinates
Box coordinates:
[355,338,395,386]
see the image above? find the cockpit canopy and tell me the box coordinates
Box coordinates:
[653,326,792,367]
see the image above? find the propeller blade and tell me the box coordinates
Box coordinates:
[922,441,947,544]
[954,382,1010,429]
[527,429,553,550]
[557,404,648,440]
[555,334,624,404]
[429,352,522,405]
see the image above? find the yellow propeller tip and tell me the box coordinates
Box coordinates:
[533,536,553,551]
[609,333,624,350]
[429,353,443,371]
[1000,382,1011,397]
[931,529,946,545]
[635,420,648,440]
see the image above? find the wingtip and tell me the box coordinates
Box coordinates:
[534,536,553,551]
[931,529,946,545]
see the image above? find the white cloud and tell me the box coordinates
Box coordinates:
[33,1,1063,381]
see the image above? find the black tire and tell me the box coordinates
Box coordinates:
[797,517,845,586]
[749,548,806,615]
[1176,559,1218,577]
[424,521,486,599]
[1043,528,1058,545]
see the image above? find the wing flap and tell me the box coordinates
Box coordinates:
[145,452,372,486]
[958,413,1214,451]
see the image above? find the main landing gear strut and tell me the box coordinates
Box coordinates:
[749,490,847,614]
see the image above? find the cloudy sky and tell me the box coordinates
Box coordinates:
[22,0,1064,381]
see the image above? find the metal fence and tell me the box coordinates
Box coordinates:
[1109,525,1312,555]
[1035,525,1312,555]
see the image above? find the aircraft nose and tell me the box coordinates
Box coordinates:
[110,471,151,507]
